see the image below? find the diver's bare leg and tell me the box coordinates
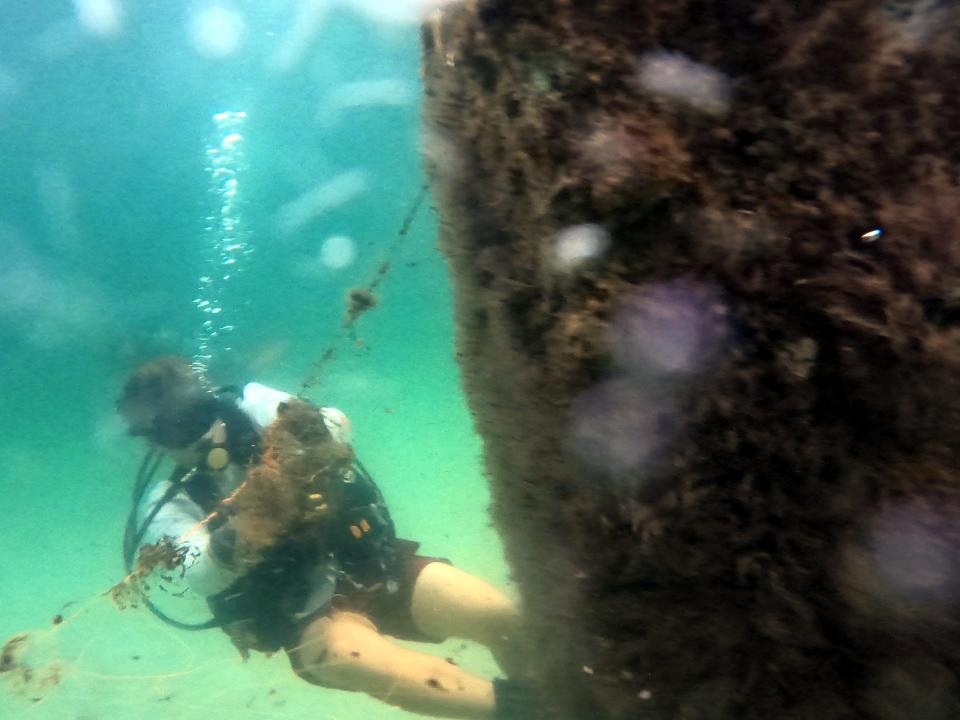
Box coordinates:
[289,611,495,720]
[410,562,529,678]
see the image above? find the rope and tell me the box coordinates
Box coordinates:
[297,183,430,397]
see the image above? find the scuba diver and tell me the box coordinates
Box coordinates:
[117,356,537,720]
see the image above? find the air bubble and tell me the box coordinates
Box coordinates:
[193,110,249,379]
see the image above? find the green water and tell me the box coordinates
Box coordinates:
[0,3,509,718]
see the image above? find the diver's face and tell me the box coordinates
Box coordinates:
[121,407,193,450]
[120,393,217,453]
[164,419,227,468]
[118,401,157,442]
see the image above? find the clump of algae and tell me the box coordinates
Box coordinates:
[229,399,355,566]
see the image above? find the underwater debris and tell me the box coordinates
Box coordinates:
[109,536,188,611]
[343,287,378,325]
[0,633,27,674]
[298,185,429,396]
[0,633,64,700]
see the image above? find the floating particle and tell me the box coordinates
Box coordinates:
[268,0,333,72]
[552,224,610,272]
[571,378,677,475]
[73,0,122,37]
[635,50,731,115]
[277,170,368,235]
[420,129,463,185]
[190,4,246,59]
[611,280,731,376]
[319,235,357,269]
[869,501,956,598]
[319,79,414,124]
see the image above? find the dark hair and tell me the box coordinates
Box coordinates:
[118,357,212,448]
[118,357,262,458]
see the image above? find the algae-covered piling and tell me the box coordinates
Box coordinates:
[423,2,960,718]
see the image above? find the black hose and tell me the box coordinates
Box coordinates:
[123,448,162,569]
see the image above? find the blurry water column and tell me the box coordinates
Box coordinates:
[192,110,250,380]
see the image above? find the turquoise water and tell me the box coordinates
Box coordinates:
[0,3,509,718]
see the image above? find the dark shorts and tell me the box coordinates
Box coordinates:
[209,539,451,654]
[335,539,452,643]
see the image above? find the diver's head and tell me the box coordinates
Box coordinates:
[117,357,219,450]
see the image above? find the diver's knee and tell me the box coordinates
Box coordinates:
[289,612,378,688]
[290,639,361,689]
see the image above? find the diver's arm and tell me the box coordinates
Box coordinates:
[138,481,242,598]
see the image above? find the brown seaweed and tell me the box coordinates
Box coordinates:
[423,2,960,718]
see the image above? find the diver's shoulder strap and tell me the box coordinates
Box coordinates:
[353,459,388,507]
